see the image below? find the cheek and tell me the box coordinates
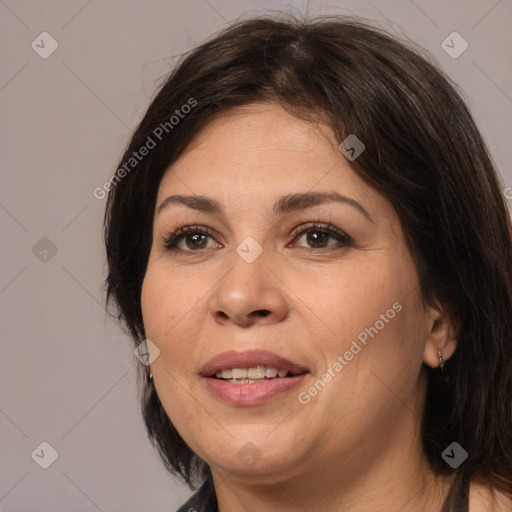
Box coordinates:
[140,265,199,367]
[346,288,428,406]
[313,291,427,432]
[310,264,415,349]
[140,267,207,435]
[310,255,426,386]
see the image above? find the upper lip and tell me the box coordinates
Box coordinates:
[200,349,309,377]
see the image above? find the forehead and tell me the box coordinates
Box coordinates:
[156,103,384,217]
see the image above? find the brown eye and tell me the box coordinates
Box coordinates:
[290,222,352,251]
[303,230,331,248]
[163,226,219,252]
[183,232,209,250]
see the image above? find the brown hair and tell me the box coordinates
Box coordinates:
[103,15,512,494]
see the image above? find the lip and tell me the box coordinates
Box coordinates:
[200,349,309,406]
[204,375,307,406]
[200,349,309,377]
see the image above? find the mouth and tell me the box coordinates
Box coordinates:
[200,350,309,405]
[212,365,305,383]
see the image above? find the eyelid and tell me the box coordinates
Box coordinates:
[161,224,219,251]
[289,221,350,242]
[161,221,352,253]
[287,222,353,252]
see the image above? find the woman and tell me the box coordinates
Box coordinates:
[103,15,512,511]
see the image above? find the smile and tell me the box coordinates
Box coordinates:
[215,366,294,382]
[201,350,309,405]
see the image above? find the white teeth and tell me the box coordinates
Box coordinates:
[247,365,266,379]
[265,367,278,378]
[215,366,294,380]
[231,368,247,379]
[228,378,266,384]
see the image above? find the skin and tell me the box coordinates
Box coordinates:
[140,102,505,511]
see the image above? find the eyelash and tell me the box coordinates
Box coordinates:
[161,222,353,253]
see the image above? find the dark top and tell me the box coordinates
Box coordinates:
[441,470,470,512]
[174,470,470,512]
[174,478,218,512]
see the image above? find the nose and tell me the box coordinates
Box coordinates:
[209,247,289,328]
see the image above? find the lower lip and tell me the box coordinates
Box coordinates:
[204,374,307,406]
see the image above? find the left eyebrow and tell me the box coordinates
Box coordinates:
[273,191,374,222]
[156,191,374,223]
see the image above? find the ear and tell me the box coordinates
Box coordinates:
[422,300,459,369]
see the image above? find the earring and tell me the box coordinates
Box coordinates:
[438,350,447,372]
[149,372,153,381]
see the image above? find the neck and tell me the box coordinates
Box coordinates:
[211,414,453,512]
[213,449,451,512]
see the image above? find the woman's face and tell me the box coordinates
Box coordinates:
[141,103,437,482]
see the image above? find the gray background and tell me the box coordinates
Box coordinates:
[0,0,511,510]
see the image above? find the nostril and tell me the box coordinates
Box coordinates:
[253,310,271,317]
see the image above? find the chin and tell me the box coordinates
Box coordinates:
[198,432,308,479]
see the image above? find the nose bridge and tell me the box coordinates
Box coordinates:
[224,237,270,302]
[209,237,288,326]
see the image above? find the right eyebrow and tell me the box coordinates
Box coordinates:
[156,195,223,216]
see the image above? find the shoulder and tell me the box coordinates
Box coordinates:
[469,480,512,512]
